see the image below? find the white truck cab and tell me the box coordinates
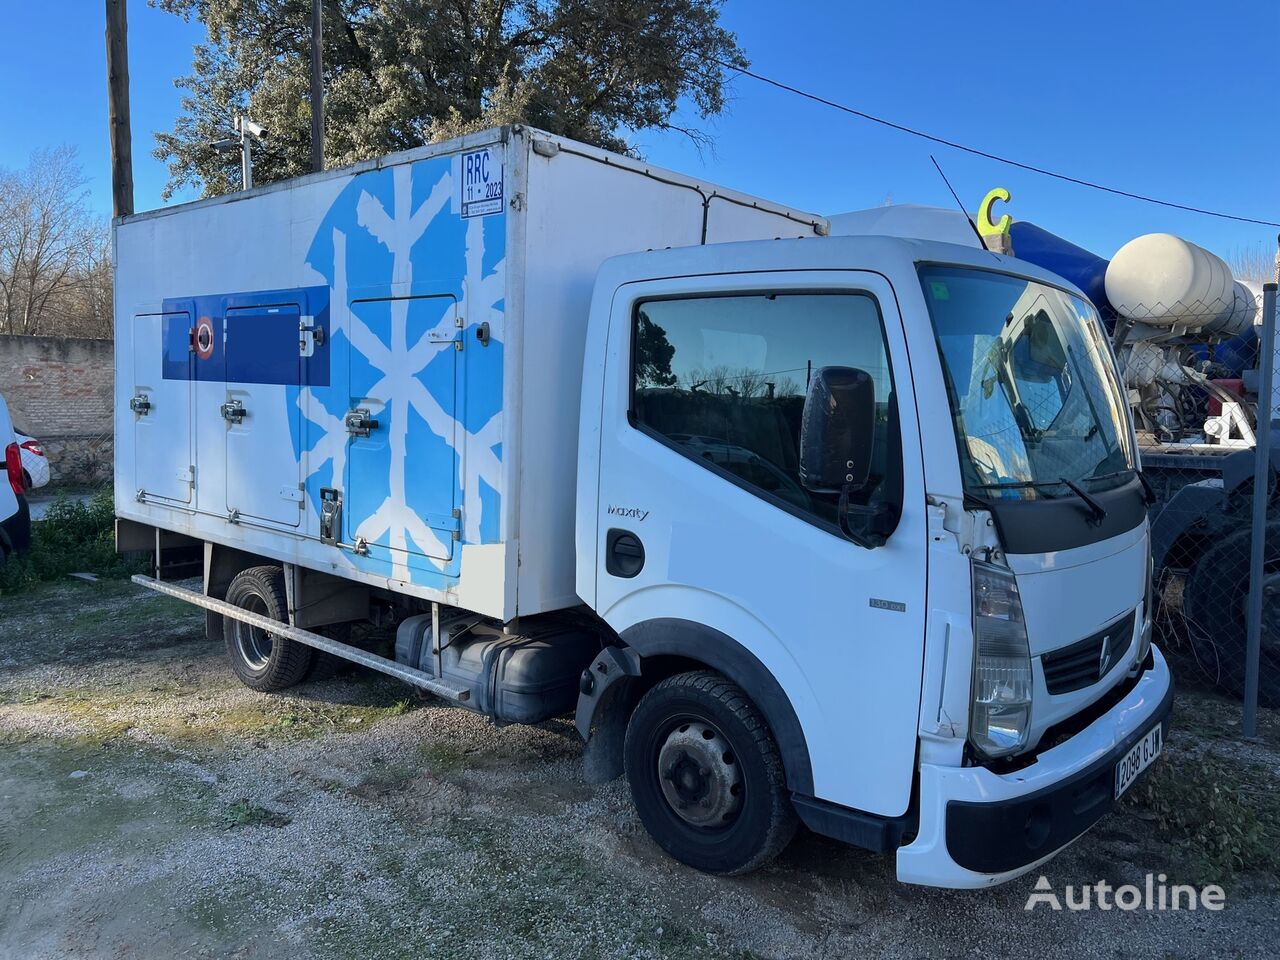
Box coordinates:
[114,127,1169,888]
[573,236,1170,886]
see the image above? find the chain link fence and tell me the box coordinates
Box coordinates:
[1128,283,1280,734]
[38,431,114,493]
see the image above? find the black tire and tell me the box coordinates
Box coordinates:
[222,565,314,692]
[306,623,355,681]
[623,670,797,875]
[1184,523,1280,707]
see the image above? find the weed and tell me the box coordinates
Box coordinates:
[1124,749,1280,883]
[222,799,290,829]
[1,491,146,593]
[419,740,472,772]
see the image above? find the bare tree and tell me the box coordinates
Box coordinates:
[0,147,105,336]
[1227,243,1279,285]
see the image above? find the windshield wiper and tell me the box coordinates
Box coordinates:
[1058,477,1107,526]
[968,477,1109,525]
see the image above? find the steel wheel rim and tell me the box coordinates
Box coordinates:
[656,718,744,828]
[234,595,274,670]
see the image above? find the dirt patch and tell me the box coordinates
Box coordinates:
[1,580,1278,959]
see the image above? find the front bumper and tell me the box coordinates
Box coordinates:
[896,644,1173,888]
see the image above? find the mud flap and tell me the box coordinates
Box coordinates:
[576,646,642,784]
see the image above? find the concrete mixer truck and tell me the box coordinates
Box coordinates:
[1006,222,1279,707]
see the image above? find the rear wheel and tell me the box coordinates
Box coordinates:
[306,623,355,681]
[623,670,797,875]
[1184,523,1280,707]
[222,565,313,691]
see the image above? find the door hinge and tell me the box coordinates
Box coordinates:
[299,316,324,357]
[130,393,152,416]
[452,507,462,541]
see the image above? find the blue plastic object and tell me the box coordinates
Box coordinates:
[1188,328,1258,377]
[1009,221,1114,320]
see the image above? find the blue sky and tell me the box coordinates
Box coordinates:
[1,0,1276,260]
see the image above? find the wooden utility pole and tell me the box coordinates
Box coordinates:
[105,0,134,217]
[309,0,324,173]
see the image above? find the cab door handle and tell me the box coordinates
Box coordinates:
[606,529,645,578]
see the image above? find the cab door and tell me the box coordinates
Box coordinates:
[590,271,928,818]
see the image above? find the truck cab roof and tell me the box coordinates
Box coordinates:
[593,233,1088,303]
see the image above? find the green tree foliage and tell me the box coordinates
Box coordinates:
[634,311,677,387]
[151,0,747,199]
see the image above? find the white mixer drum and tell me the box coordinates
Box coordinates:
[1105,233,1235,328]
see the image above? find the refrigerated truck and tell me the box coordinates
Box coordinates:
[115,125,1172,887]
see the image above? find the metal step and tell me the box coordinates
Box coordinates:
[131,575,471,703]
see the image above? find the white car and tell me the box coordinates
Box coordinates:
[15,432,49,490]
[0,394,31,558]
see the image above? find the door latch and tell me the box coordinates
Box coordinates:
[220,399,247,423]
[130,393,152,416]
[345,408,379,438]
[320,487,342,545]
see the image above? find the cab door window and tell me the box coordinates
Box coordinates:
[631,292,900,529]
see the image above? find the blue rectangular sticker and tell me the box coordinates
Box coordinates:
[161,285,330,386]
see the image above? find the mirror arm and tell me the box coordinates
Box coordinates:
[837,485,891,549]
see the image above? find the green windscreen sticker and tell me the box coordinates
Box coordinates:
[930,281,950,301]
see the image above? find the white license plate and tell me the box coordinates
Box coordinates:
[1114,724,1163,799]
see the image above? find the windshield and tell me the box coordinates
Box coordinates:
[920,266,1134,501]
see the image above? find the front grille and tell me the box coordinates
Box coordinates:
[1041,610,1135,695]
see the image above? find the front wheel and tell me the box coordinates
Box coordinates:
[623,671,797,875]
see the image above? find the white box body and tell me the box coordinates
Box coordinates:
[114,126,824,620]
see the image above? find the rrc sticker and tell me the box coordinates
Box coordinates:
[460,148,503,218]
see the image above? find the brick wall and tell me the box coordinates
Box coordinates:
[0,335,113,485]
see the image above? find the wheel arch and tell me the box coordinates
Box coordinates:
[577,617,814,795]
[1151,483,1227,574]
[203,542,278,641]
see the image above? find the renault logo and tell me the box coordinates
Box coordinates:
[1099,635,1113,676]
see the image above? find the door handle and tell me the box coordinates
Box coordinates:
[345,408,380,438]
[220,399,247,423]
[606,529,645,578]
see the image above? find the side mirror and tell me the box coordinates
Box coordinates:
[798,366,876,493]
[1015,309,1067,383]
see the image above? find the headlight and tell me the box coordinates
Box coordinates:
[970,559,1033,758]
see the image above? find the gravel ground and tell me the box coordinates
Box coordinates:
[0,579,1277,959]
